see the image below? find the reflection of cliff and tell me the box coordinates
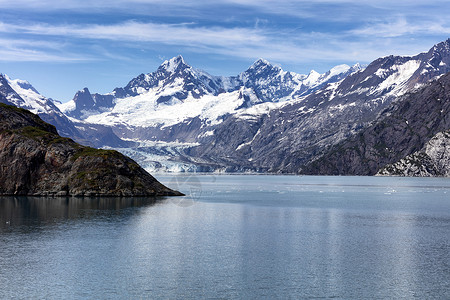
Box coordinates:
[0,196,162,228]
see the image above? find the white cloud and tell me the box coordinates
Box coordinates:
[0,19,445,65]
[351,17,450,38]
[0,48,86,62]
[0,0,444,22]
[0,37,88,62]
[0,21,341,64]
[0,21,267,47]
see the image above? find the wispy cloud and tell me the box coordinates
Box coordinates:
[0,20,436,66]
[0,21,266,47]
[351,17,450,38]
[0,37,88,62]
[0,48,87,62]
[0,0,443,24]
[0,2,448,66]
[0,21,346,64]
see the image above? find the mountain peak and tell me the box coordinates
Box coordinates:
[255,58,271,65]
[78,87,91,94]
[250,58,274,70]
[72,87,94,108]
[431,38,450,54]
[160,55,190,73]
[3,74,39,95]
[351,63,363,70]
[244,58,283,78]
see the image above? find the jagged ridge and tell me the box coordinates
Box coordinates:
[300,71,450,175]
[190,39,450,174]
[4,39,450,175]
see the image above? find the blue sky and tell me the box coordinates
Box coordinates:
[0,0,449,102]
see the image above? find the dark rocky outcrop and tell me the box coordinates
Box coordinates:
[0,103,183,196]
[377,130,450,177]
[69,87,116,119]
[301,72,450,175]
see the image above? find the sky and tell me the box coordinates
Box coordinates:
[0,0,449,102]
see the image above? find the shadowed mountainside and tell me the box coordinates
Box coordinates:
[300,72,450,175]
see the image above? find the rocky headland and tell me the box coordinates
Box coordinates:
[0,103,183,196]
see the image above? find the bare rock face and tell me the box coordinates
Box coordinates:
[377,130,450,177]
[300,71,450,176]
[0,103,183,196]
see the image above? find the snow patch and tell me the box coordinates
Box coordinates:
[161,55,185,73]
[235,128,261,151]
[198,130,214,139]
[328,64,350,78]
[303,70,321,86]
[58,100,77,113]
[84,88,256,128]
[375,60,421,95]
[4,75,54,114]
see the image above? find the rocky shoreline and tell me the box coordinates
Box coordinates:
[0,103,183,197]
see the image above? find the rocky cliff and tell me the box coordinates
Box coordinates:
[301,71,450,175]
[0,103,183,196]
[377,130,450,177]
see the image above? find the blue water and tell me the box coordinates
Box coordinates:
[0,175,449,299]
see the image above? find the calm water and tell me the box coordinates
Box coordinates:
[0,175,449,299]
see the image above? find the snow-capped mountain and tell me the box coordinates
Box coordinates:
[189,39,450,173]
[5,39,450,174]
[0,74,24,105]
[0,74,84,139]
[118,55,225,99]
[59,55,228,118]
[1,75,48,113]
[63,57,359,132]
[57,55,362,171]
[68,56,361,116]
[301,70,450,176]
[0,74,130,148]
[239,59,362,101]
[60,56,362,122]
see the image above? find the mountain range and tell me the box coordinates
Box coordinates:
[1,38,450,176]
[57,54,363,172]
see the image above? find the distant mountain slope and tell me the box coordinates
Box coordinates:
[0,74,81,139]
[300,71,450,175]
[5,39,450,174]
[190,39,450,173]
[56,56,361,171]
[60,56,361,122]
[0,103,182,196]
[0,74,130,148]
